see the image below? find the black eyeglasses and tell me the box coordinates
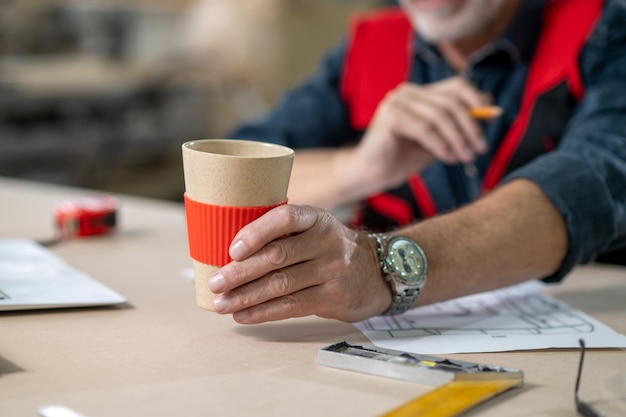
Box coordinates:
[575,339,607,417]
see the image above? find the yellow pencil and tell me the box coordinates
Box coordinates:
[470,106,502,120]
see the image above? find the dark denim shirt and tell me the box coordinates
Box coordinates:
[232,0,626,281]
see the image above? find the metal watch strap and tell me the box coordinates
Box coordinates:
[370,233,424,316]
[383,286,422,316]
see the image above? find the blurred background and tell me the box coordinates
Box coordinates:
[0,0,385,201]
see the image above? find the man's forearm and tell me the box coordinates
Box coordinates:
[401,179,568,306]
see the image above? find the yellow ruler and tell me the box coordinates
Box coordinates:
[317,342,523,417]
[381,379,521,417]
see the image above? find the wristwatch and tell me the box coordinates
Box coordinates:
[370,233,428,316]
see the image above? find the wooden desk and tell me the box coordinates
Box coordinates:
[1,177,624,417]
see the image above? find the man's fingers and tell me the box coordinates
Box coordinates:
[418,97,480,162]
[214,208,334,294]
[394,90,480,163]
[432,78,494,154]
[214,260,322,313]
[391,93,456,163]
[213,233,310,294]
[232,285,329,324]
[229,204,319,261]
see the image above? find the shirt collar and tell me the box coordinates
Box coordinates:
[413,0,545,68]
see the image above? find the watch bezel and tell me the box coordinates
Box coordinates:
[384,236,428,286]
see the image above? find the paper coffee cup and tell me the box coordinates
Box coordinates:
[182,139,294,310]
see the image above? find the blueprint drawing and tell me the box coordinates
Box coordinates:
[355,281,626,354]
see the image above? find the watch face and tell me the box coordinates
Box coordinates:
[387,237,427,285]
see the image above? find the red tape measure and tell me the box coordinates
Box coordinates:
[53,196,119,237]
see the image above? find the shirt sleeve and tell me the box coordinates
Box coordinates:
[504,0,626,282]
[229,40,361,149]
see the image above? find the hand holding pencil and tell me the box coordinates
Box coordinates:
[348,77,504,193]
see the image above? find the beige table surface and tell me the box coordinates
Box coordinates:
[0,176,624,417]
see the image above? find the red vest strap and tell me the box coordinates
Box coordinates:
[341,8,413,130]
[367,193,414,226]
[408,174,438,218]
[483,0,604,190]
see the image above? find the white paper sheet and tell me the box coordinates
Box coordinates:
[354,280,626,354]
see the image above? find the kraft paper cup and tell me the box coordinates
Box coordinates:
[182,139,294,311]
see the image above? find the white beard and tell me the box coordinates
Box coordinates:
[401,0,504,42]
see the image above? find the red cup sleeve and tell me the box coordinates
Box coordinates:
[184,193,288,266]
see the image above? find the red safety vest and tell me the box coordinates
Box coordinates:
[341,0,604,230]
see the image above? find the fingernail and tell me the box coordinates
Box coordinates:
[213,295,230,313]
[208,272,225,293]
[230,239,248,260]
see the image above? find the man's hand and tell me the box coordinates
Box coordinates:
[208,205,392,324]
[344,76,492,192]
[285,76,493,208]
